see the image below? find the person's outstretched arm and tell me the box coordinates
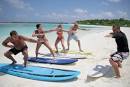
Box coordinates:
[63,30,69,32]
[44,28,58,33]
[21,35,37,43]
[104,32,113,37]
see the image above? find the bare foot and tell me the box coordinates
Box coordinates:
[55,51,59,53]
[80,50,83,52]
[64,51,67,53]
[24,64,27,67]
[66,49,69,51]
[23,62,27,67]
[10,61,17,65]
[114,75,121,78]
[61,50,67,53]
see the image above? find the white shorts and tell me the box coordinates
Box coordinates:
[68,34,79,41]
[111,52,129,62]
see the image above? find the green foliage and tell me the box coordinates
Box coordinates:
[77,18,130,27]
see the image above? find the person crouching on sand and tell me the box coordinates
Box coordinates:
[105,25,129,78]
[2,30,38,67]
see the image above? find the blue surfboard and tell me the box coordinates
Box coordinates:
[28,57,78,65]
[0,63,80,81]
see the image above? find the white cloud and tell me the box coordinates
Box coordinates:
[101,1,109,6]
[45,12,67,19]
[106,0,121,3]
[45,12,69,22]
[0,4,2,13]
[39,11,82,22]
[40,9,121,22]
[117,10,128,18]
[73,8,88,21]
[102,11,114,18]
[14,14,29,21]
[89,11,115,19]
[0,7,2,13]
[74,8,87,14]
[89,10,129,19]
[34,13,41,17]
[15,14,27,18]
[6,6,128,22]
[5,0,33,11]
[12,10,129,22]
[101,0,121,7]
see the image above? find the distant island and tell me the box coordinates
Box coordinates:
[77,18,130,27]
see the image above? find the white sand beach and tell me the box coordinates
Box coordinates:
[0,26,130,87]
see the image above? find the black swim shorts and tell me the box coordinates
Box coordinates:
[9,45,28,55]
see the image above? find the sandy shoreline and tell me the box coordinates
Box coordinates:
[0,27,130,87]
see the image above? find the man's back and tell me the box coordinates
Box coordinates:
[113,31,129,52]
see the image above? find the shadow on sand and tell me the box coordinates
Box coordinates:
[54,77,78,83]
[0,72,6,76]
[85,65,114,83]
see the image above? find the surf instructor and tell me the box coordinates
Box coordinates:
[2,30,38,67]
[105,25,129,78]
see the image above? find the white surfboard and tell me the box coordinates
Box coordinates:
[38,52,87,59]
[87,61,111,77]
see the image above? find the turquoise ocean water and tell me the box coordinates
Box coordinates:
[0,23,104,37]
[0,23,69,37]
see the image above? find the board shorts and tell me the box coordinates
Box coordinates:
[111,52,129,62]
[68,34,79,41]
[9,45,28,55]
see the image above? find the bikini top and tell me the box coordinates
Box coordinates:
[35,29,45,38]
[57,30,63,38]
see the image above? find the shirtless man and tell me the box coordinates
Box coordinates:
[2,30,37,67]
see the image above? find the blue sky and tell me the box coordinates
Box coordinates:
[0,0,129,22]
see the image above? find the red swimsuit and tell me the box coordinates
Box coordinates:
[57,30,63,39]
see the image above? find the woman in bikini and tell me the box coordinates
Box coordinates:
[32,24,55,58]
[51,24,67,53]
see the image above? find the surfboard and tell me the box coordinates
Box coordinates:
[28,57,78,65]
[65,50,92,56]
[0,63,80,81]
[53,50,92,56]
[87,61,111,77]
[38,53,87,59]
